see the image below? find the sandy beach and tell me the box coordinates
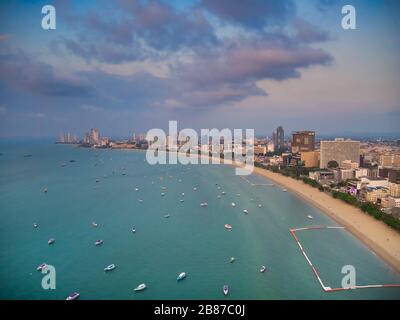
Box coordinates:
[251,166,400,273]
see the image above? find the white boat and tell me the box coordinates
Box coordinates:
[134,187,139,191]
[260,266,267,273]
[138,199,143,203]
[221,191,226,195]
[180,199,184,203]
[200,202,208,207]
[33,223,39,228]
[104,264,116,272]
[230,257,235,263]
[236,193,241,197]
[258,204,262,208]
[132,227,136,233]
[95,239,104,246]
[217,195,221,199]
[223,285,229,296]
[37,263,47,271]
[282,189,288,192]
[307,215,314,219]
[177,272,186,281]
[161,192,165,196]
[92,222,98,228]
[134,283,147,291]
[224,224,232,231]
[193,187,197,191]
[48,238,55,245]
[231,202,236,207]
[243,209,249,214]
[164,214,170,218]
[181,193,185,197]
[66,292,80,300]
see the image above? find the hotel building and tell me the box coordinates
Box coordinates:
[320,139,360,169]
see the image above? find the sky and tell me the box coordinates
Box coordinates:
[0,0,399,138]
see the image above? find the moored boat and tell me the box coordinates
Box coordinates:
[37,263,47,271]
[92,222,98,228]
[224,224,232,231]
[48,238,55,245]
[132,226,136,233]
[95,239,104,246]
[33,223,39,228]
[260,265,267,273]
[134,283,147,291]
[66,292,80,300]
[104,264,116,272]
[243,209,249,214]
[177,272,187,281]
[231,202,236,207]
[229,257,235,263]
[223,285,229,296]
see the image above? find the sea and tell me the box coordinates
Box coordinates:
[0,141,399,300]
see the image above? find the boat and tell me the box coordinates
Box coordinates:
[43,187,48,193]
[307,215,314,219]
[92,222,98,228]
[164,214,170,218]
[180,199,184,203]
[224,224,232,231]
[177,272,187,281]
[48,238,55,245]
[223,285,229,296]
[37,263,47,271]
[181,193,185,197]
[200,202,208,207]
[33,223,39,228]
[231,202,236,207]
[221,191,226,195]
[282,189,288,192]
[134,187,139,191]
[161,192,165,196]
[236,193,241,197]
[134,283,147,291]
[132,226,136,233]
[193,187,197,191]
[95,239,104,246]
[230,257,235,263]
[66,292,80,300]
[104,264,116,272]
[258,204,262,208]
[260,266,267,273]
[138,199,143,203]
[243,209,249,214]
[217,195,221,199]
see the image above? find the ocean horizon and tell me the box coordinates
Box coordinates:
[0,141,399,300]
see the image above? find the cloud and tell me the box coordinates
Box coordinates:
[0,34,11,41]
[0,49,93,96]
[0,106,7,114]
[201,0,295,29]
[80,104,103,112]
[293,18,330,43]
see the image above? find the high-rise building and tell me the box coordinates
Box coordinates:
[274,126,284,152]
[320,139,360,169]
[89,128,99,145]
[291,130,315,153]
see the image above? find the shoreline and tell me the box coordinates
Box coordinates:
[250,166,400,274]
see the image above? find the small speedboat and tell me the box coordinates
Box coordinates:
[138,199,143,203]
[217,195,221,199]
[104,264,116,272]
[180,199,184,203]
[243,209,249,214]
[224,224,232,231]
[33,223,39,228]
[134,187,139,192]
[258,204,262,208]
[193,187,197,191]
[307,215,314,219]
[92,222,98,228]
[200,202,208,207]
[43,187,48,193]
[161,192,165,196]
[48,238,55,245]
[177,272,186,281]
[223,285,229,296]
[181,193,185,197]
[37,263,47,271]
[231,202,236,207]
[260,266,267,273]
[95,239,104,246]
[230,257,235,263]
[164,214,170,218]
[221,191,226,195]
[66,292,80,300]
[134,283,147,291]
[132,227,136,233]
[282,189,287,192]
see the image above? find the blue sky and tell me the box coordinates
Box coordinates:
[0,0,399,138]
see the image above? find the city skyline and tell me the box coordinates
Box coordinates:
[1,0,400,138]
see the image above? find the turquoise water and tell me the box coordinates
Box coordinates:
[0,141,399,300]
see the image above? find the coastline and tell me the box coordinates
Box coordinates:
[250,166,400,274]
